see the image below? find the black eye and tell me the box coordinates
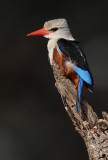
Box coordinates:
[50,27,58,32]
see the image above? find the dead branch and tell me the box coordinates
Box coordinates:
[52,62,108,160]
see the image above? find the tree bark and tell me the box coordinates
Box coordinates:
[52,62,108,160]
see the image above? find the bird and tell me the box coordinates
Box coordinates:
[27,18,93,112]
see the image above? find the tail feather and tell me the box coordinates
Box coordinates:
[76,77,83,112]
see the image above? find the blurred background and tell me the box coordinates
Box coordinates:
[0,0,108,160]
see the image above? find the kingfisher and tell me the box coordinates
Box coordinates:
[27,18,93,112]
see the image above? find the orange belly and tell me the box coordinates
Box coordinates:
[53,47,79,91]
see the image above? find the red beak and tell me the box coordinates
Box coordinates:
[27,28,50,37]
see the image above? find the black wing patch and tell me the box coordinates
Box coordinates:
[57,38,88,70]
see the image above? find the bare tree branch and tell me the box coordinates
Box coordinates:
[52,62,108,160]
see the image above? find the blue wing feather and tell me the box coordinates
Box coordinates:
[57,43,62,54]
[72,65,92,85]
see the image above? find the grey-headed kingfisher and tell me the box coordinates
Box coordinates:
[27,18,93,112]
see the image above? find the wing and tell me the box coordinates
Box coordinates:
[57,38,93,86]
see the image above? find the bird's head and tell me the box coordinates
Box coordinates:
[27,18,74,40]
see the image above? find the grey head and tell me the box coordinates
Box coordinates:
[43,18,74,40]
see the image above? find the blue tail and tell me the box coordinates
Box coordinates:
[76,77,83,112]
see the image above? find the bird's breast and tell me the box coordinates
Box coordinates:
[47,39,58,65]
